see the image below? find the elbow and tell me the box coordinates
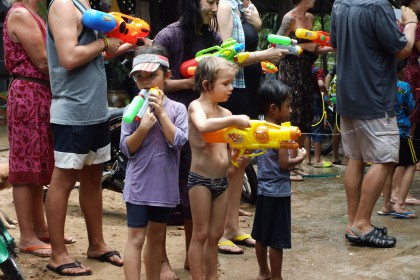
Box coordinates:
[58,56,79,71]
[395,46,412,60]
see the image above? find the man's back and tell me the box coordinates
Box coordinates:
[331,0,406,120]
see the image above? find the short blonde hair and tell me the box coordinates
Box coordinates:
[194,56,239,92]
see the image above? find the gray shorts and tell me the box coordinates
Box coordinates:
[340,115,399,164]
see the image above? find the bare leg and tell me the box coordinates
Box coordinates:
[124,227,146,280]
[188,186,212,280]
[144,222,167,280]
[255,241,270,280]
[393,165,417,217]
[183,218,192,270]
[203,191,228,280]
[160,231,180,280]
[78,164,123,265]
[332,126,341,163]
[379,170,395,214]
[13,184,50,257]
[344,158,365,233]
[222,158,254,248]
[313,142,323,164]
[46,167,91,274]
[352,163,395,233]
[304,137,311,164]
[269,247,283,280]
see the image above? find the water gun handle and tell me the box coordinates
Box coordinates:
[272,44,303,56]
[122,90,147,123]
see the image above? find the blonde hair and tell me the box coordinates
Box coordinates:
[194,56,239,92]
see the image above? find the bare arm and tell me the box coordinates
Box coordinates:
[189,101,250,133]
[217,0,234,41]
[243,4,262,31]
[396,6,418,60]
[48,0,121,70]
[7,8,48,75]
[279,148,306,169]
[164,78,195,92]
[277,14,293,36]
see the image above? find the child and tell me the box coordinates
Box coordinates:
[187,56,250,280]
[119,46,188,280]
[251,80,306,280]
[378,59,417,219]
[305,65,332,168]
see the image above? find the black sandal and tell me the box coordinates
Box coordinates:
[344,225,387,240]
[348,227,396,248]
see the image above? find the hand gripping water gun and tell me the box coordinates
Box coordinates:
[203,120,301,166]
[261,61,278,74]
[295,28,331,47]
[180,38,248,78]
[82,9,150,46]
[122,87,159,123]
[267,34,303,56]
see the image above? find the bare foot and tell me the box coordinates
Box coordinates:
[257,274,271,280]
[160,260,179,280]
[239,208,253,217]
[218,239,244,254]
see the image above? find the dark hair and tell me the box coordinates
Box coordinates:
[291,0,303,6]
[194,56,239,92]
[134,45,169,73]
[180,0,219,54]
[397,59,407,72]
[257,80,291,115]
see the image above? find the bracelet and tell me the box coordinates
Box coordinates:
[101,37,110,52]
[406,21,417,26]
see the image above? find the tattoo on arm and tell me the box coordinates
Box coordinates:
[277,15,292,36]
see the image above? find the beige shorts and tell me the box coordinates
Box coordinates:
[340,115,399,164]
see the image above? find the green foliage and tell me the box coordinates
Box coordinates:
[106,58,130,90]
[258,13,280,50]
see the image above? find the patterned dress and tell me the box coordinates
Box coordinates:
[399,22,420,124]
[279,31,318,133]
[3,4,54,185]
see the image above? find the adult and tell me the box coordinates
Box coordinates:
[331,0,417,247]
[3,0,56,258]
[217,0,287,254]
[276,0,332,180]
[45,0,124,276]
[153,0,222,276]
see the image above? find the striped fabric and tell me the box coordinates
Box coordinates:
[228,0,246,88]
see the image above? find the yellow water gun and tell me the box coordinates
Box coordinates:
[203,120,301,166]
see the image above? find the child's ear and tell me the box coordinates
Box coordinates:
[165,69,172,80]
[269,103,279,113]
[202,80,209,91]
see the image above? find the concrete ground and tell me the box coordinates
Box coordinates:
[0,126,419,279]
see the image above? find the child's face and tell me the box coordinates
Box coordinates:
[277,97,292,124]
[133,68,169,90]
[206,69,235,102]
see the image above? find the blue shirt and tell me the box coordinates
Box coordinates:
[331,0,407,119]
[120,97,188,207]
[257,149,291,197]
[395,80,415,138]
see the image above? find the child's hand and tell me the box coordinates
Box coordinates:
[149,89,165,117]
[297,148,307,160]
[234,115,251,129]
[138,106,156,130]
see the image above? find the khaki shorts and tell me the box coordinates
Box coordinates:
[340,115,399,164]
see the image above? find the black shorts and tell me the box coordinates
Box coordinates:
[126,202,171,228]
[51,121,110,169]
[251,195,291,249]
[398,137,419,166]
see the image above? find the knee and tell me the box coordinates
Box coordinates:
[193,230,209,244]
[128,234,146,249]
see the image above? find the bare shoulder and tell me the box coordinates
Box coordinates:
[219,106,232,117]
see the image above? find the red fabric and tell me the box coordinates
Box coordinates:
[3,4,54,185]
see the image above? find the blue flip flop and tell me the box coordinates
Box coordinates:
[390,211,417,219]
[377,210,395,216]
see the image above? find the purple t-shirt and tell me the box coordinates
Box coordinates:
[153,21,223,107]
[120,97,188,207]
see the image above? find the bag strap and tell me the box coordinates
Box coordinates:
[71,0,88,14]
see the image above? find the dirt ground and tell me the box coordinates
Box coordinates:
[0,150,420,279]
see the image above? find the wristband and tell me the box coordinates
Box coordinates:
[101,37,110,52]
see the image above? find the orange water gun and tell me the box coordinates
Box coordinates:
[203,120,301,166]
[261,62,278,74]
[295,28,331,47]
[82,9,150,46]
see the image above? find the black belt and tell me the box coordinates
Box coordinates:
[9,74,50,88]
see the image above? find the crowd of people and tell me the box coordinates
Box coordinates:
[2,0,420,279]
